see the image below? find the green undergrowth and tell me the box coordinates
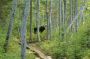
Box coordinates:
[40,19,90,59]
[0,35,35,59]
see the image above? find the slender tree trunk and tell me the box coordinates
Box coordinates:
[3,0,17,52]
[70,0,73,32]
[21,0,30,59]
[75,0,78,32]
[29,0,32,42]
[81,0,86,24]
[46,0,49,40]
[36,0,40,41]
[0,7,1,20]
[59,0,63,40]
[48,0,52,40]
[72,0,76,32]
[62,0,67,39]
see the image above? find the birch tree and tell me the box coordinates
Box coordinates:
[81,0,86,24]
[29,0,32,42]
[47,0,52,40]
[70,0,73,32]
[75,0,78,32]
[3,0,17,52]
[36,0,40,41]
[59,0,63,40]
[21,0,30,59]
[46,0,49,40]
[62,0,67,39]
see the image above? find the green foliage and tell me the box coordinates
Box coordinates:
[0,35,35,59]
[0,0,90,59]
[40,19,90,59]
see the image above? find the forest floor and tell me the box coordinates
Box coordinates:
[29,43,52,59]
[15,39,52,59]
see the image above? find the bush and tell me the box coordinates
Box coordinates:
[40,19,90,59]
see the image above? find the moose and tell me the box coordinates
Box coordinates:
[34,24,47,34]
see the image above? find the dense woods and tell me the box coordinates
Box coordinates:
[0,0,90,59]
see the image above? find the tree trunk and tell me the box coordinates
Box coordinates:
[46,0,49,40]
[21,0,30,59]
[36,0,40,41]
[48,0,52,40]
[75,0,78,32]
[3,0,17,52]
[59,0,63,40]
[70,0,73,32]
[30,0,32,42]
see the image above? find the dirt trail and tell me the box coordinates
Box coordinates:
[29,44,52,59]
[15,39,52,59]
